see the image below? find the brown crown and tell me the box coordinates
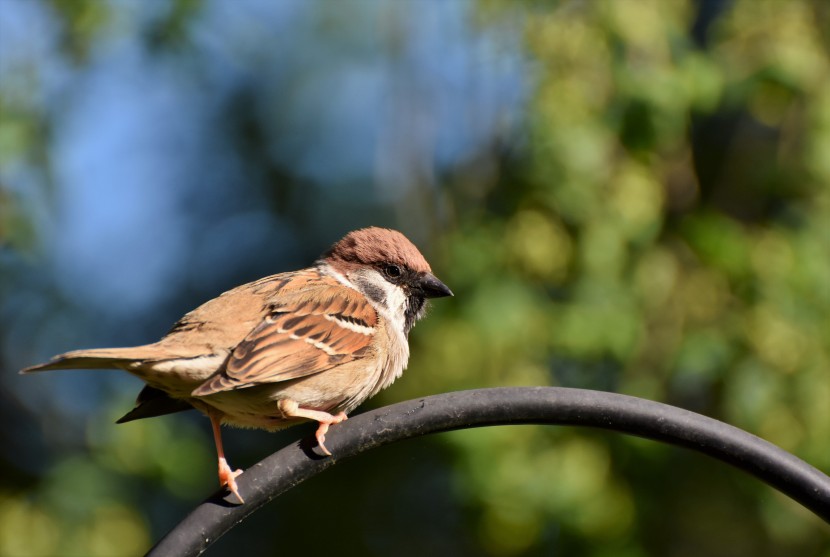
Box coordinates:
[323,227,432,273]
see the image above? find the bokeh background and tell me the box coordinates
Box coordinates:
[1,0,829,555]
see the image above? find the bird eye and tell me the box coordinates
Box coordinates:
[384,264,402,278]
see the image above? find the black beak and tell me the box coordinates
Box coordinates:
[418,273,453,299]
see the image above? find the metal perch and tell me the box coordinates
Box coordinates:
[147,387,830,556]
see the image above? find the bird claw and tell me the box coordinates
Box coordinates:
[278,401,350,457]
[314,412,348,456]
[218,457,245,503]
[315,425,332,456]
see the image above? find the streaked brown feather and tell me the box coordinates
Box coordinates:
[192,283,378,396]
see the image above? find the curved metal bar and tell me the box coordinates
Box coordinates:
[147,387,830,556]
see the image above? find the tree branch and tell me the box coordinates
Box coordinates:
[147,387,830,556]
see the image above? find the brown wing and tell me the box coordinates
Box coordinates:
[160,269,321,356]
[191,284,378,396]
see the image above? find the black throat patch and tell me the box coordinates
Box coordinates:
[404,295,427,336]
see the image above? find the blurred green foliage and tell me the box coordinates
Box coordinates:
[1,0,829,556]
[401,0,830,554]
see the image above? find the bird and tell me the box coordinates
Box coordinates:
[21,227,453,503]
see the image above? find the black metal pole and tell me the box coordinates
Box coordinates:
[147,387,830,556]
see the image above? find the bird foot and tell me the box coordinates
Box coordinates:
[278,401,350,456]
[218,457,244,503]
[314,412,348,456]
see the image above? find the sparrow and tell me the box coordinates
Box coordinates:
[21,227,452,503]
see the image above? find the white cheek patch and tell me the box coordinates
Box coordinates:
[384,285,408,325]
[351,269,407,329]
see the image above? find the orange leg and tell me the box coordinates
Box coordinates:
[278,400,348,456]
[210,414,244,503]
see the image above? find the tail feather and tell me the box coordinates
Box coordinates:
[116,385,194,423]
[20,346,160,373]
